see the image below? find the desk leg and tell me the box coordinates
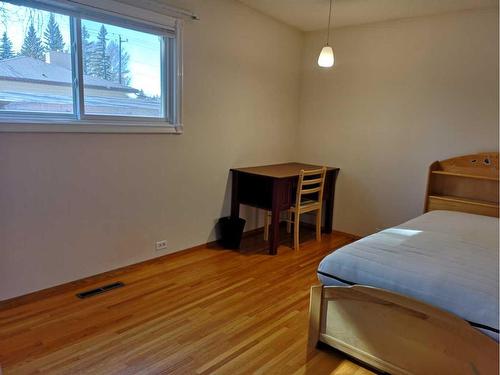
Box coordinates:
[269,181,282,255]
[324,170,338,233]
[231,171,240,219]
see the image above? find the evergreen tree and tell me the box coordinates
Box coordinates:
[107,40,130,85]
[89,24,111,80]
[0,31,14,60]
[20,22,45,60]
[44,13,64,51]
[81,25,93,75]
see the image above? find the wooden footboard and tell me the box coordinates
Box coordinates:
[308,285,499,375]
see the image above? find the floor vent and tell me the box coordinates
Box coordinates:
[76,281,125,299]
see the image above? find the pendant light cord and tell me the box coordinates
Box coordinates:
[326,0,334,45]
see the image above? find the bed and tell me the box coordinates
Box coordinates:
[308,153,499,374]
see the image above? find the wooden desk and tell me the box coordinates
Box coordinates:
[230,163,340,255]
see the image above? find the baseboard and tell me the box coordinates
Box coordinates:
[332,230,362,241]
[242,226,266,238]
[0,226,267,308]
[299,222,362,241]
[244,223,361,242]
[0,239,221,308]
[0,226,358,308]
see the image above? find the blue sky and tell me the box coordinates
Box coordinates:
[0,1,161,96]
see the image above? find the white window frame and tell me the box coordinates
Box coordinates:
[0,0,184,134]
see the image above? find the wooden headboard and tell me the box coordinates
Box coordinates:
[425,152,499,217]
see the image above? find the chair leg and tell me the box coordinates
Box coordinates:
[316,209,322,242]
[263,211,269,241]
[294,212,300,250]
[286,210,292,233]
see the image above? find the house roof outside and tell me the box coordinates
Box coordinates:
[0,55,137,93]
[0,53,161,116]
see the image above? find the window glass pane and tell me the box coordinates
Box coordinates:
[0,2,73,114]
[81,19,163,118]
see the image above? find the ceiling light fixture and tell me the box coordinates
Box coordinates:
[318,0,335,68]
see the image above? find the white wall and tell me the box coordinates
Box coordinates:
[298,8,499,236]
[0,0,303,300]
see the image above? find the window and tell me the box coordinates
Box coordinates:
[0,0,182,132]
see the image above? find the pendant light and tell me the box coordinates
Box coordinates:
[317,0,335,68]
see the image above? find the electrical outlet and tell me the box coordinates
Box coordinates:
[155,240,167,251]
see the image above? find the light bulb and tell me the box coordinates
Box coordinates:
[318,45,334,68]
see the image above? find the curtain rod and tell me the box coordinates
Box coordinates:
[11,0,200,20]
[128,0,199,20]
[161,3,199,20]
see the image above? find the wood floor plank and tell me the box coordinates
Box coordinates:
[0,229,374,375]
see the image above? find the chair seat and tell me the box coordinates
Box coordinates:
[290,198,321,213]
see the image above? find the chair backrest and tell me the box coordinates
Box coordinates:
[295,167,327,206]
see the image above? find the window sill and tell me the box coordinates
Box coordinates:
[0,120,183,134]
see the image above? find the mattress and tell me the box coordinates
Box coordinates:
[317,210,499,340]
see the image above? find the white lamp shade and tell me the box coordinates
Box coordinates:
[317,45,334,67]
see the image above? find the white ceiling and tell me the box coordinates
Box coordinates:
[238,0,499,31]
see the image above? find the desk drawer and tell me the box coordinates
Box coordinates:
[238,173,273,209]
[237,173,292,210]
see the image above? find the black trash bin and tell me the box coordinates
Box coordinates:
[218,216,246,249]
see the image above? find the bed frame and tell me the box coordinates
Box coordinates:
[308,153,499,374]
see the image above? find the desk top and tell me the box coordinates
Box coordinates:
[231,162,339,178]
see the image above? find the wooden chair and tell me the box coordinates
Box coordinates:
[263,167,327,250]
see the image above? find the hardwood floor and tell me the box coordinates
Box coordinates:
[0,228,374,375]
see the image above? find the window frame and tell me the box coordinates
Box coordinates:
[0,0,183,134]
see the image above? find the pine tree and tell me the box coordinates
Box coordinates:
[81,25,93,75]
[0,31,14,60]
[107,40,130,85]
[20,22,45,60]
[44,13,64,52]
[89,24,111,80]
